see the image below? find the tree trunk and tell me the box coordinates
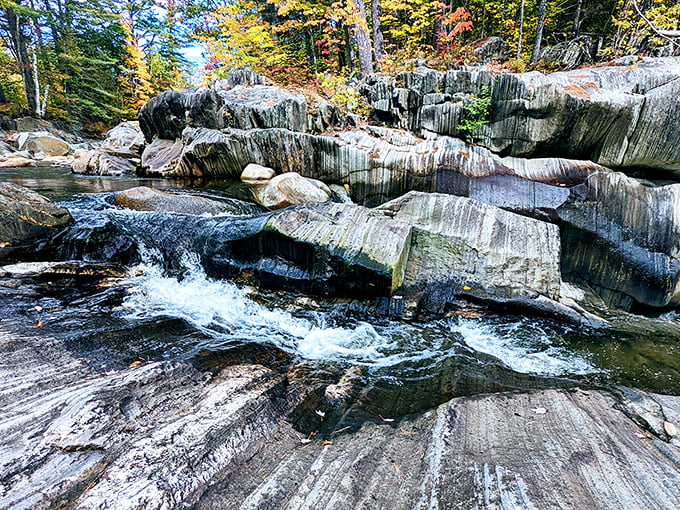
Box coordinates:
[4,6,39,115]
[573,0,583,36]
[530,0,548,63]
[351,0,374,75]
[0,83,7,104]
[371,0,384,65]
[343,23,356,73]
[517,0,525,59]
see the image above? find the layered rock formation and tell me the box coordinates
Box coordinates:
[71,121,144,176]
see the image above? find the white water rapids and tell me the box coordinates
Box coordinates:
[121,253,598,376]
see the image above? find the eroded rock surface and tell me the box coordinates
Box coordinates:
[71,121,144,176]
[360,57,680,172]
[557,172,680,308]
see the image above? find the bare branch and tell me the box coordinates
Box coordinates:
[632,0,680,47]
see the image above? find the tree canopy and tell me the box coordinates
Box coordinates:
[0,0,677,129]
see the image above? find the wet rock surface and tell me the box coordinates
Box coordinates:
[0,183,73,261]
[2,315,679,510]
[113,186,263,216]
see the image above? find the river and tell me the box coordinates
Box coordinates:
[2,165,680,424]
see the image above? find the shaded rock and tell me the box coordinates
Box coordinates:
[240,162,275,183]
[0,182,73,261]
[540,35,597,69]
[0,140,13,154]
[139,87,225,142]
[140,138,184,176]
[113,187,263,216]
[221,85,308,132]
[557,172,680,308]
[14,117,52,132]
[379,191,562,317]
[17,131,70,156]
[253,172,331,209]
[0,260,127,279]
[473,36,510,62]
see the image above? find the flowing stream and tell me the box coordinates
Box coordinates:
[3,166,680,423]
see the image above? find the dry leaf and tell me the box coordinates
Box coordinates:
[26,319,43,329]
[531,407,548,415]
[299,438,312,444]
[462,285,472,291]
[322,440,333,446]
[129,360,143,368]
[379,414,395,422]
[664,421,678,437]
[34,305,43,312]
[315,410,326,419]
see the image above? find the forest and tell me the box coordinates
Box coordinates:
[0,0,678,132]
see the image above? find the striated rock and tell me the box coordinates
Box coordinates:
[113,187,263,216]
[71,149,137,176]
[210,67,268,90]
[253,172,331,209]
[71,121,144,176]
[473,36,510,62]
[101,120,145,155]
[170,125,606,207]
[0,182,73,261]
[240,162,275,183]
[379,191,562,316]
[139,138,184,176]
[17,131,70,156]
[220,85,308,132]
[360,57,680,172]
[139,87,225,142]
[540,35,597,69]
[557,172,680,308]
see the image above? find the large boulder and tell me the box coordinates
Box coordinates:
[557,172,680,309]
[379,192,562,316]
[240,163,275,184]
[101,121,145,155]
[71,121,144,176]
[0,182,73,260]
[252,172,331,209]
[220,85,308,132]
[17,131,70,157]
[113,187,263,216]
[139,87,225,142]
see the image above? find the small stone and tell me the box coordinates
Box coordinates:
[664,421,677,437]
[241,163,275,183]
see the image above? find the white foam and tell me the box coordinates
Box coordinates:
[450,318,597,376]
[121,253,597,375]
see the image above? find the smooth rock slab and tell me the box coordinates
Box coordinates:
[17,131,70,156]
[113,186,263,216]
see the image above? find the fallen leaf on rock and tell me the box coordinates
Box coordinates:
[634,432,649,440]
[531,407,548,414]
[25,319,44,329]
[129,360,143,368]
[664,421,678,437]
[379,414,395,422]
[34,305,43,312]
[322,440,333,446]
[299,438,312,444]
[462,285,472,291]
[315,410,326,419]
